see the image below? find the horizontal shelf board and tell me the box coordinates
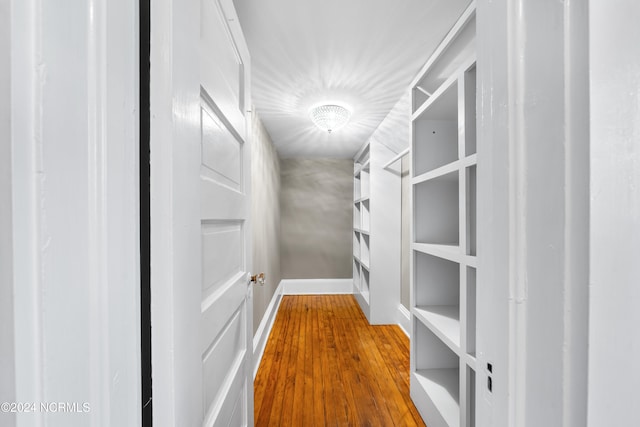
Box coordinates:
[413,369,460,427]
[464,353,477,371]
[354,228,370,235]
[412,243,462,264]
[465,255,477,268]
[412,160,460,185]
[354,255,370,271]
[413,305,461,352]
[412,72,459,122]
[354,196,370,204]
[463,153,477,167]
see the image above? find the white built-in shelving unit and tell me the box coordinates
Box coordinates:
[410,3,477,427]
[353,139,401,324]
[353,146,371,305]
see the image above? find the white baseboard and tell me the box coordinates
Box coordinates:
[281,278,353,295]
[252,281,284,379]
[397,304,411,338]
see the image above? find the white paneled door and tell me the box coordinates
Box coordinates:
[151,0,253,425]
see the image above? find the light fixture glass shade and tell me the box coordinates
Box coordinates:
[309,104,351,133]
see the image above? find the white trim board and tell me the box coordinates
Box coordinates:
[281,278,354,295]
[252,281,284,379]
[397,304,411,338]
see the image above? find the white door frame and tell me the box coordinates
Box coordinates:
[4,0,141,425]
[475,0,593,426]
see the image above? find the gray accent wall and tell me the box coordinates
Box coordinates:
[280,158,353,279]
[250,113,282,334]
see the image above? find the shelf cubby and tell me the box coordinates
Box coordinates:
[414,252,461,351]
[466,165,476,256]
[413,321,460,427]
[361,267,370,301]
[361,163,370,200]
[361,199,370,232]
[361,234,370,268]
[353,231,361,260]
[413,83,459,176]
[465,267,476,358]
[354,173,361,200]
[466,366,476,427]
[414,171,459,246]
[462,66,477,157]
[414,252,460,307]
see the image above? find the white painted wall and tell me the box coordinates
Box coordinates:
[250,112,282,334]
[1,1,16,424]
[588,1,640,425]
[6,0,141,425]
[476,0,589,426]
[400,156,411,310]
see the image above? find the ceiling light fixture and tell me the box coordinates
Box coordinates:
[309,104,351,133]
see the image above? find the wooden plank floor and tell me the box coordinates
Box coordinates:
[254,295,426,427]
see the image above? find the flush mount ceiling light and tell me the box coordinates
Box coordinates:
[309,104,351,133]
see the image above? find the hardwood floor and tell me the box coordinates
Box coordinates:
[254,295,426,427]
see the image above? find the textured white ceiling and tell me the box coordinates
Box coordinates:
[234,0,471,158]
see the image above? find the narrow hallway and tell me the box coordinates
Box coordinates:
[254,295,424,426]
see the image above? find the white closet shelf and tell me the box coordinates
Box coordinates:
[465,255,477,268]
[354,196,370,203]
[353,255,370,271]
[354,228,370,235]
[413,243,462,264]
[463,154,477,167]
[412,160,460,185]
[463,353,477,371]
[413,305,461,353]
[412,369,460,427]
[412,71,459,121]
